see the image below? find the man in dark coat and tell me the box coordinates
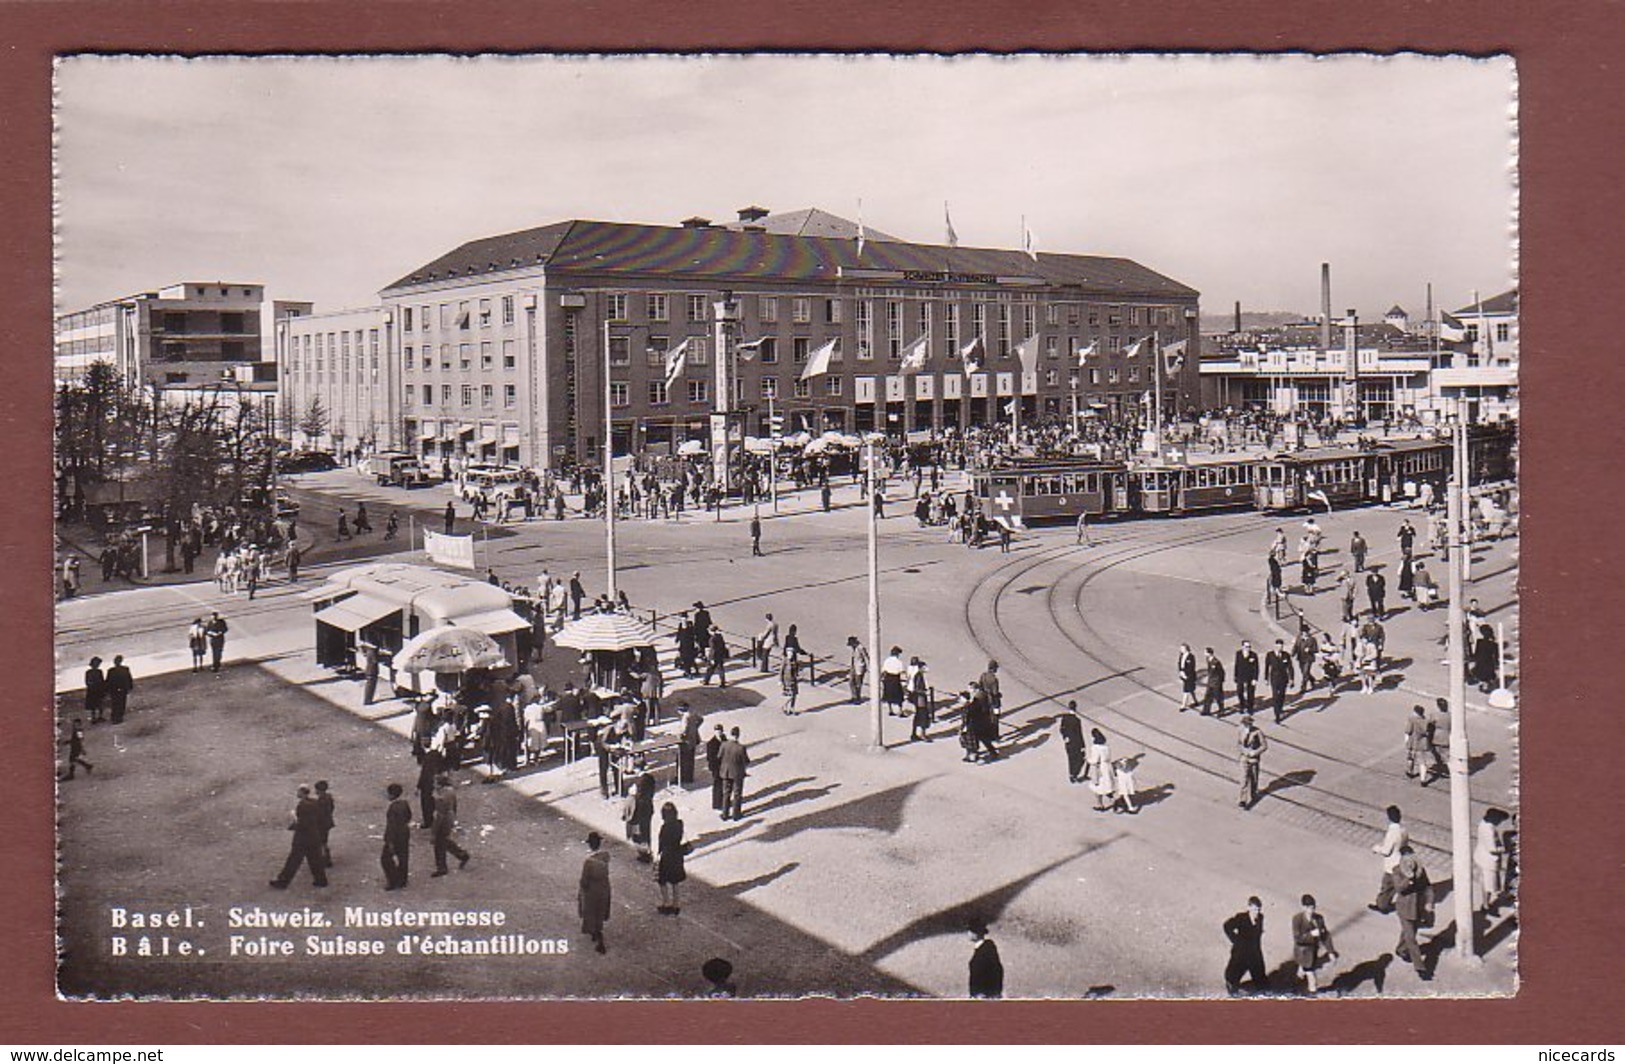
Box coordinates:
[381,783,412,890]
[706,725,727,811]
[967,923,1004,998]
[430,774,470,876]
[205,612,229,673]
[83,657,107,724]
[443,500,456,535]
[978,660,1003,725]
[1365,567,1387,619]
[1233,641,1260,713]
[105,655,134,724]
[415,744,444,829]
[270,785,328,889]
[1058,701,1086,783]
[314,780,336,869]
[1263,639,1295,725]
[1223,896,1268,995]
[569,571,586,620]
[1201,648,1227,716]
[718,728,750,821]
[578,832,611,953]
[691,602,713,642]
[1392,846,1431,978]
[749,513,763,557]
[963,683,1001,762]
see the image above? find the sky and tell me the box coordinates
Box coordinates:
[54,53,1517,321]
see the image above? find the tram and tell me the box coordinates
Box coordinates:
[1131,461,1257,515]
[973,461,1125,525]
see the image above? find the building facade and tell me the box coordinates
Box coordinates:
[276,305,398,454]
[378,209,1201,468]
[1437,289,1518,422]
[54,282,268,390]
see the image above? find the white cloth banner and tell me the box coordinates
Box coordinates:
[424,530,477,571]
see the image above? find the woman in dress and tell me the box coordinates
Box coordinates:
[880,646,907,717]
[907,657,932,741]
[1357,637,1380,694]
[577,832,611,953]
[1291,894,1338,994]
[655,802,687,916]
[1472,625,1500,692]
[1111,755,1139,814]
[1087,729,1115,811]
[187,617,208,673]
[1177,644,1198,710]
[1398,555,1416,601]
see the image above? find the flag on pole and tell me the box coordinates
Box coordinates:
[960,336,985,375]
[662,338,690,390]
[944,201,959,248]
[1075,338,1099,366]
[798,413,812,431]
[1015,334,1041,378]
[1022,218,1038,263]
[899,334,929,374]
[1162,339,1188,377]
[857,198,866,260]
[799,337,839,381]
[1002,400,1016,416]
[736,336,770,362]
[1124,337,1146,359]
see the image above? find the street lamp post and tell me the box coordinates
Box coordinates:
[866,435,883,751]
[602,316,618,601]
[1445,414,1477,962]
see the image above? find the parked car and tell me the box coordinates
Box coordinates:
[460,464,526,504]
[282,451,339,473]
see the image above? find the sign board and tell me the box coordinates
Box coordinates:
[995,372,1014,397]
[885,376,905,402]
[423,530,476,571]
[969,373,989,398]
[914,375,935,399]
[854,377,878,404]
[942,374,962,400]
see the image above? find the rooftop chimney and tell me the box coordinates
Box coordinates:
[681,216,715,229]
[737,205,770,224]
[1234,300,1242,335]
[1320,263,1333,353]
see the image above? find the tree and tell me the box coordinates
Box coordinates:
[297,395,329,445]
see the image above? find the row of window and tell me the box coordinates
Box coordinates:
[285,329,382,377]
[406,383,520,410]
[401,297,518,333]
[403,342,519,373]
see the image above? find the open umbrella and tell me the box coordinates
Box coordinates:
[554,612,659,653]
[743,436,775,455]
[395,624,508,673]
[676,439,706,456]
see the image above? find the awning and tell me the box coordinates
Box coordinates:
[453,608,531,636]
[419,431,438,441]
[315,594,400,633]
[480,424,498,443]
[457,425,475,437]
[300,583,352,603]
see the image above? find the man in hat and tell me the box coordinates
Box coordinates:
[967,921,1004,998]
[105,655,134,724]
[270,784,328,889]
[578,831,611,953]
[718,727,750,821]
[569,571,586,621]
[1237,715,1267,810]
[846,636,869,705]
[1223,896,1268,995]
[83,657,106,724]
[706,724,727,811]
[381,783,412,890]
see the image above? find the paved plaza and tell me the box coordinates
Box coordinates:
[55,467,1518,998]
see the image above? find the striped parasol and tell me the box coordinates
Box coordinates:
[553,612,659,653]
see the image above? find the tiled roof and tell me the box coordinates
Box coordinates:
[383,215,1196,299]
[1386,304,1408,317]
[1452,289,1517,317]
[726,208,902,242]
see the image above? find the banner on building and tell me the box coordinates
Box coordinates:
[424,530,476,571]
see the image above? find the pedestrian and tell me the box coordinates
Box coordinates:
[1369,805,1409,913]
[706,724,727,811]
[1084,727,1111,795]
[270,784,328,889]
[1398,554,1416,601]
[655,802,687,916]
[756,613,779,673]
[846,635,869,704]
[1293,622,1317,693]
[749,512,763,557]
[1413,561,1439,607]
[430,773,470,876]
[1474,808,1508,918]
[60,718,94,780]
[1339,570,1358,624]
[1233,641,1259,713]
[880,646,907,717]
[717,727,750,820]
[906,656,932,739]
[1058,703,1086,782]
[702,625,729,687]
[337,512,351,540]
[578,832,611,954]
[1201,647,1226,716]
[624,768,656,862]
[1390,845,1433,979]
[1237,715,1267,810]
[83,657,106,724]
[1291,894,1338,995]
[1472,624,1500,692]
[967,922,1005,999]
[1365,567,1387,619]
[1357,635,1380,694]
[1177,643,1198,711]
[1300,549,1318,593]
[781,643,803,715]
[361,642,380,705]
[286,543,301,583]
[979,660,1003,724]
[701,957,738,998]
[1404,704,1444,785]
[355,502,371,534]
[1264,639,1294,724]
[1397,518,1416,560]
[183,619,206,673]
[569,571,586,620]
[205,612,229,673]
[1266,553,1284,612]
[820,481,832,512]
[1223,896,1269,996]
[676,702,702,784]
[1111,755,1140,814]
[313,779,336,869]
[675,613,697,677]
[1349,530,1368,572]
[380,782,412,891]
[963,682,1002,763]
[1075,510,1092,547]
[443,501,456,535]
[385,511,399,541]
[105,654,133,724]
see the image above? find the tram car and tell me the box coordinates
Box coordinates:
[1129,460,1257,515]
[1254,447,1375,512]
[971,462,1125,526]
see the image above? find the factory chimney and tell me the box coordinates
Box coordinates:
[1319,263,1333,354]
[1234,301,1242,335]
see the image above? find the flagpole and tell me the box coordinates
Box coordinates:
[603,315,617,601]
[769,393,779,514]
[1153,334,1164,461]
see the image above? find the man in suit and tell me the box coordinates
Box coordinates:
[270,785,328,889]
[706,725,727,811]
[756,613,780,673]
[1223,896,1268,995]
[692,601,713,641]
[718,727,750,821]
[1369,804,1409,913]
[1201,648,1227,716]
[314,780,336,869]
[430,774,470,876]
[415,742,444,830]
[846,636,869,704]
[83,657,106,724]
[1263,639,1295,725]
[1237,716,1267,810]
[105,655,134,724]
[967,922,1005,998]
[749,513,763,557]
[979,660,1003,726]
[1058,700,1086,783]
[205,612,229,673]
[1233,641,1260,713]
[569,571,586,620]
[1391,845,1431,978]
[1365,567,1387,619]
[380,783,412,890]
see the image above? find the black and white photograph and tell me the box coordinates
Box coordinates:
[51,53,1519,1000]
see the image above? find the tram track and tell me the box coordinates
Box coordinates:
[960,514,1472,859]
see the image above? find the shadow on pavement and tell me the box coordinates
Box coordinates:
[1261,768,1316,798]
[1329,952,1393,996]
[722,862,801,895]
